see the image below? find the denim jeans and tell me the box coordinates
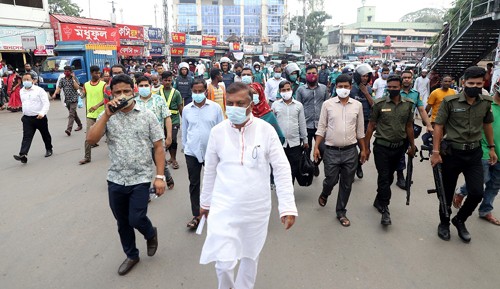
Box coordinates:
[458,160,500,217]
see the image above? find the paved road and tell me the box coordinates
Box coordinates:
[1,100,500,289]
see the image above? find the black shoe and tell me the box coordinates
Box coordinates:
[147,227,158,256]
[117,257,140,276]
[381,207,391,226]
[396,171,406,190]
[356,165,363,179]
[373,199,383,214]
[452,217,471,243]
[13,154,27,164]
[437,223,451,241]
[45,150,53,157]
[314,163,320,177]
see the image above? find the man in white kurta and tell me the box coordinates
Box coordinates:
[199,82,298,289]
[413,69,430,105]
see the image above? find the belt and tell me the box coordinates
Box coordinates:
[375,139,405,149]
[449,141,481,151]
[170,110,179,114]
[326,143,357,151]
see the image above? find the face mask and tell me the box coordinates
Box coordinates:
[306,74,318,83]
[388,89,400,98]
[274,72,281,79]
[255,67,260,72]
[23,81,33,89]
[226,104,250,125]
[252,94,260,105]
[289,75,298,82]
[138,87,151,97]
[464,86,482,98]
[381,74,389,80]
[192,92,206,104]
[235,71,242,77]
[281,91,293,100]
[242,75,252,85]
[336,88,350,99]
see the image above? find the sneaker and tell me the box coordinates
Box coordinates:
[13,154,28,164]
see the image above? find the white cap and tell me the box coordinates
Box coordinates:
[422,69,428,72]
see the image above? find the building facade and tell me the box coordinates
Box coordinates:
[173,0,287,43]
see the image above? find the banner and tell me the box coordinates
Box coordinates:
[243,44,262,54]
[145,27,164,43]
[202,36,217,47]
[171,32,186,45]
[229,42,241,52]
[117,24,144,45]
[200,49,215,57]
[149,46,163,56]
[170,47,185,56]
[186,35,202,46]
[57,23,118,44]
[0,27,55,55]
[118,46,144,56]
[184,48,201,57]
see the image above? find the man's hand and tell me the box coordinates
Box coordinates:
[281,215,296,230]
[36,114,45,119]
[313,147,321,163]
[489,150,498,165]
[165,136,172,148]
[407,145,416,158]
[105,98,122,116]
[359,149,368,164]
[359,83,369,96]
[89,105,97,113]
[200,208,210,218]
[153,178,166,196]
[430,152,442,167]
[426,124,434,133]
[303,143,309,151]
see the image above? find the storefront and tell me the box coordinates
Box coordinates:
[117,24,145,60]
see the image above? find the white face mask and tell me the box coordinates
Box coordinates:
[336,88,350,99]
[281,91,293,100]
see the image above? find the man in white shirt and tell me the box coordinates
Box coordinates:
[373,67,390,99]
[265,65,286,104]
[195,61,206,79]
[13,73,53,164]
[199,82,297,289]
[413,69,430,105]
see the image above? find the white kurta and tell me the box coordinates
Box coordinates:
[200,116,298,264]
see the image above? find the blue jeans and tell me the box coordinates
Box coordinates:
[458,160,500,217]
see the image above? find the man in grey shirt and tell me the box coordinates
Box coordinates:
[87,74,166,276]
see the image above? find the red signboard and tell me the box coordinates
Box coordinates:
[170,47,185,56]
[116,24,144,41]
[171,32,186,45]
[119,46,144,56]
[202,36,217,47]
[57,23,119,44]
[200,49,215,57]
[230,42,241,51]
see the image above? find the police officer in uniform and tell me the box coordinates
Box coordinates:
[365,75,416,226]
[431,66,497,243]
[219,57,235,88]
[174,62,194,105]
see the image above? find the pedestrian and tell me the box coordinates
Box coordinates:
[86,74,165,276]
[135,75,175,193]
[284,63,302,98]
[220,57,235,88]
[150,74,162,95]
[429,69,441,92]
[265,65,286,104]
[24,63,38,83]
[160,71,184,170]
[315,74,368,227]
[327,64,341,95]
[13,73,53,164]
[79,66,105,165]
[430,66,497,243]
[372,67,389,99]
[252,62,266,87]
[174,62,194,105]
[206,68,226,115]
[453,82,500,225]
[199,82,298,289]
[413,69,430,105]
[52,66,83,136]
[182,78,224,229]
[233,62,243,83]
[318,63,330,86]
[364,75,416,226]
[484,63,493,92]
[272,80,308,184]
[6,65,22,112]
[195,60,206,79]
[425,75,457,125]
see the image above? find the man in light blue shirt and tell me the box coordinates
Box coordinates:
[182,78,224,230]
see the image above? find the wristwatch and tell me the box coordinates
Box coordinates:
[487,144,496,149]
[155,175,166,182]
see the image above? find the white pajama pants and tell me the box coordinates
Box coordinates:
[215,257,259,289]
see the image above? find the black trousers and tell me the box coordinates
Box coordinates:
[373,143,406,206]
[441,148,484,224]
[307,128,325,161]
[185,154,203,217]
[284,145,302,183]
[20,115,53,156]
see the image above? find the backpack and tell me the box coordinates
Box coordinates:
[297,150,315,187]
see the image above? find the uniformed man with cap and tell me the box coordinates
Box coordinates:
[364,75,416,226]
[431,66,498,243]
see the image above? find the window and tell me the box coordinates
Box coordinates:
[224,5,240,15]
[179,0,196,3]
[367,16,372,22]
[0,0,43,8]
[178,4,196,15]
[72,59,82,70]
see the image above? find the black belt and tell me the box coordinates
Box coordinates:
[375,139,405,149]
[326,143,357,151]
[449,141,481,151]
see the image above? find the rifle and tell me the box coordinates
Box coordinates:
[420,143,449,218]
[405,153,413,206]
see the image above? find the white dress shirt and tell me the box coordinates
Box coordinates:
[265,76,286,102]
[20,85,50,116]
[271,99,307,148]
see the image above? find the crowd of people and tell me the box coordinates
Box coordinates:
[3,55,499,288]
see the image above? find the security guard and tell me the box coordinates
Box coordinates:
[365,75,416,226]
[431,66,497,243]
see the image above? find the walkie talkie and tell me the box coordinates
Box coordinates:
[108,95,136,113]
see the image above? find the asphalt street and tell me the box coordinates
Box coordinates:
[1,100,500,289]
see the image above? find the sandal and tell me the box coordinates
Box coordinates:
[318,194,328,207]
[79,159,91,165]
[338,216,351,227]
[172,160,179,169]
[166,177,174,190]
[480,213,500,226]
[167,159,173,165]
[187,217,200,229]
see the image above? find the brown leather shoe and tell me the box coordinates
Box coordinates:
[74,126,83,131]
[117,257,140,276]
[79,159,91,165]
[147,227,158,256]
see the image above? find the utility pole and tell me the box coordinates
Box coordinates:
[109,0,117,24]
[154,4,158,27]
[88,0,91,18]
[163,0,170,61]
[302,0,307,56]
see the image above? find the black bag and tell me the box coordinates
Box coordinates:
[297,150,315,187]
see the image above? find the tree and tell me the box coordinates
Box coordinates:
[49,0,83,17]
[400,8,446,23]
[288,11,331,57]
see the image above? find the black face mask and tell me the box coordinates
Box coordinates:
[464,86,482,98]
[235,71,241,77]
[388,89,400,98]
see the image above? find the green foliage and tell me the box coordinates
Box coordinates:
[49,0,83,17]
[287,12,331,57]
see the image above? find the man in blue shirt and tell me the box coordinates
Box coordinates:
[182,78,224,230]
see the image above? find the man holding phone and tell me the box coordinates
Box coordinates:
[52,66,83,136]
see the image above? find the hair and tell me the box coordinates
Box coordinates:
[64,65,72,71]
[145,64,152,68]
[192,78,207,89]
[24,63,31,67]
[463,66,486,80]
[306,64,318,72]
[273,65,282,72]
[242,67,253,75]
[401,70,413,78]
[381,67,390,73]
[210,68,222,80]
[227,82,252,101]
[110,74,134,90]
[22,73,33,80]
[161,71,173,79]
[133,72,144,80]
[387,75,402,85]
[281,60,288,65]
[278,80,291,90]
[335,74,352,85]
[233,62,243,70]
[111,64,125,74]
[487,63,493,68]
[136,75,151,85]
[90,65,100,73]
[442,74,453,81]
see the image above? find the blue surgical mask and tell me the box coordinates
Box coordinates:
[289,75,298,82]
[226,104,250,125]
[242,75,252,85]
[192,92,206,104]
[23,81,33,89]
[274,72,281,79]
[253,94,260,105]
[138,87,151,97]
